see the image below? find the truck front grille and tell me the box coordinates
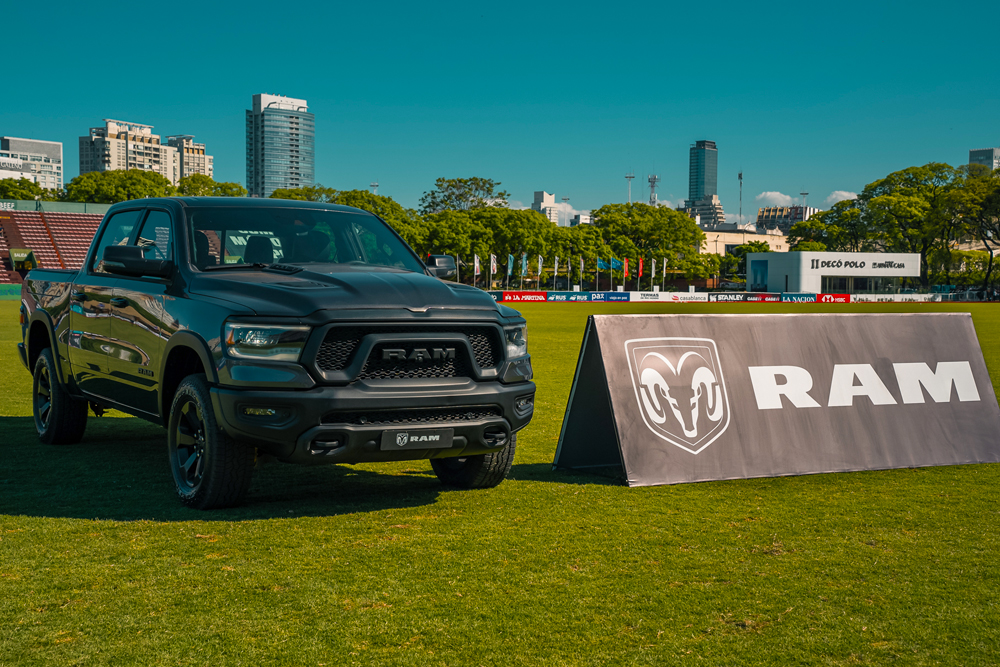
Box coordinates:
[321,406,502,426]
[359,344,472,380]
[314,325,502,372]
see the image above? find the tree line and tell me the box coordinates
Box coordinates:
[789,163,1000,288]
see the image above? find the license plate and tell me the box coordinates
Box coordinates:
[380,428,454,451]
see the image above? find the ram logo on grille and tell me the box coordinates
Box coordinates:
[382,347,456,363]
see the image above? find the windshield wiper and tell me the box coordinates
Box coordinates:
[202,263,303,274]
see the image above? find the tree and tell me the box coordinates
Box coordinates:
[0,178,45,201]
[791,241,827,252]
[64,170,175,203]
[729,240,772,276]
[269,185,338,202]
[177,173,247,197]
[419,177,510,215]
[949,165,1000,288]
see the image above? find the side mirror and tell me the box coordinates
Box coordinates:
[425,254,457,279]
[102,245,173,279]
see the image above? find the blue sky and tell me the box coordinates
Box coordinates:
[4,0,998,221]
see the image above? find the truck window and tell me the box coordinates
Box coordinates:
[134,210,172,261]
[91,209,143,274]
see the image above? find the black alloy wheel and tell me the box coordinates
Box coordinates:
[32,347,88,445]
[167,374,254,509]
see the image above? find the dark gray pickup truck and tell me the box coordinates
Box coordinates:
[18,198,534,508]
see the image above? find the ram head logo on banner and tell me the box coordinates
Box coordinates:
[624,337,731,454]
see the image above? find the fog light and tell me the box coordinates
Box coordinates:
[243,407,277,417]
[514,394,534,416]
[309,436,344,454]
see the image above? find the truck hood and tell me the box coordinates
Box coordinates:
[187,267,501,317]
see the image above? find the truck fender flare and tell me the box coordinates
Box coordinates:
[26,310,66,385]
[161,331,219,385]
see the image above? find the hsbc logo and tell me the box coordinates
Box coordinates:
[624,337,731,454]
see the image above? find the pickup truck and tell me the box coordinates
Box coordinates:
[18,197,534,509]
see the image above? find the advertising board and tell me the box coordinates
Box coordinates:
[487,291,503,302]
[708,293,749,302]
[555,313,1000,486]
[547,291,591,302]
[781,293,817,302]
[590,292,631,302]
[817,294,851,303]
[629,292,664,302]
[744,293,781,303]
[664,292,709,303]
[503,291,547,302]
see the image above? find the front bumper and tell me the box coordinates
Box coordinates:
[211,377,535,465]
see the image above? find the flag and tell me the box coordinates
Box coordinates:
[474,255,481,276]
[521,253,527,275]
[538,255,543,276]
[652,258,656,281]
[507,253,514,275]
[579,256,584,276]
[554,256,559,275]
[490,254,497,273]
[663,257,667,279]
[639,258,644,278]
[597,258,610,270]
[610,258,623,271]
[624,258,629,279]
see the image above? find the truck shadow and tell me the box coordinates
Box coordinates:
[0,416,442,522]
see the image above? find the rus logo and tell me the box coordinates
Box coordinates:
[624,337,731,454]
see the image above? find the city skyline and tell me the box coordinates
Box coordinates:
[3,0,998,218]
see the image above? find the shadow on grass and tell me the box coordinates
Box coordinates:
[509,462,624,486]
[0,416,442,522]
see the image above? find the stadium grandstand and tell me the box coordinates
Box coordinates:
[0,202,108,284]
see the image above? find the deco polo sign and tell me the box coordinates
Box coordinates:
[554,313,1000,486]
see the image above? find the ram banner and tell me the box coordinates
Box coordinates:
[554,313,1000,486]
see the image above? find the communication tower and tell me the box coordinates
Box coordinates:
[625,171,635,203]
[371,181,379,195]
[648,174,660,206]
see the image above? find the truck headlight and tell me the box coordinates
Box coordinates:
[504,326,527,359]
[224,324,310,362]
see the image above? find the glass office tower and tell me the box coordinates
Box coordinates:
[246,94,315,197]
[688,140,718,202]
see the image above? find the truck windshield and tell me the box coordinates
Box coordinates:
[185,206,425,273]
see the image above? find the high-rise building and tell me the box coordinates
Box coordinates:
[167,135,214,180]
[0,137,64,190]
[756,205,818,234]
[531,191,560,225]
[79,120,180,185]
[246,94,315,197]
[970,147,1000,171]
[687,140,718,204]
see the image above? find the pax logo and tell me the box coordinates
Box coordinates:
[624,338,731,454]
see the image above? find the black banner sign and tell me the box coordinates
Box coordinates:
[554,313,1000,486]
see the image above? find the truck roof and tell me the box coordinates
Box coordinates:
[109,197,368,215]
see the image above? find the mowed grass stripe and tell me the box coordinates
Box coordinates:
[1,300,999,665]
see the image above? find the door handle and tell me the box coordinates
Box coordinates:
[110,297,128,308]
[71,291,85,302]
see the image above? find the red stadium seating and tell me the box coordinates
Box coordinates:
[42,212,103,270]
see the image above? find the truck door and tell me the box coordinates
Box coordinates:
[69,208,143,400]
[106,208,173,416]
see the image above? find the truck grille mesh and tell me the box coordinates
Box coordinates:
[314,326,502,372]
[321,406,502,426]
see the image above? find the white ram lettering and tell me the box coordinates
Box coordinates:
[827,364,896,407]
[893,362,980,404]
[748,366,821,409]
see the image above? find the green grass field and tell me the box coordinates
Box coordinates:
[2,301,1000,666]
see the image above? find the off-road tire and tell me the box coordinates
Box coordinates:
[431,434,517,489]
[33,347,88,445]
[167,374,254,509]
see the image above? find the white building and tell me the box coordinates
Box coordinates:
[0,137,64,190]
[570,213,592,226]
[756,205,820,234]
[745,251,920,293]
[79,120,180,185]
[167,135,214,180]
[531,191,560,225]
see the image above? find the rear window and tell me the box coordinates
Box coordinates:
[185,206,424,273]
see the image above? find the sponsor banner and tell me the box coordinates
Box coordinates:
[555,313,1000,486]
[782,293,817,302]
[487,291,504,302]
[708,292,748,302]
[503,291,547,302]
[548,291,591,302]
[629,291,664,302]
[744,293,782,303]
[590,291,631,302]
[665,292,709,303]
[851,293,897,303]
[817,293,851,304]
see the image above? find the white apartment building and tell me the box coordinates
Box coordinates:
[0,137,64,190]
[167,135,214,179]
[79,120,180,185]
[531,191,560,225]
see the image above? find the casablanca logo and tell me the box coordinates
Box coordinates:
[624,337,731,454]
[396,432,409,447]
